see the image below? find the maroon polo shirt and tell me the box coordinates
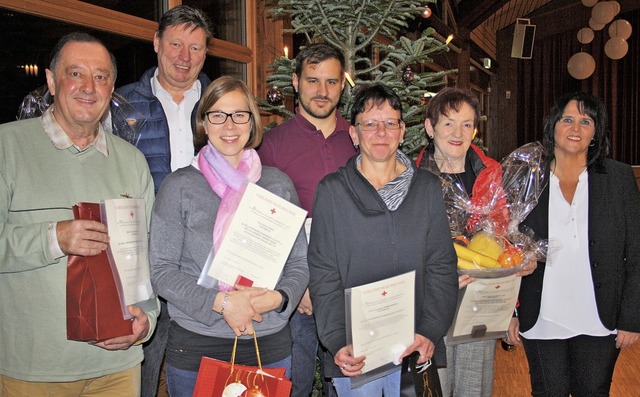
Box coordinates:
[258,109,357,217]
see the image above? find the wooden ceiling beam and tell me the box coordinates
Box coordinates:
[455,0,511,30]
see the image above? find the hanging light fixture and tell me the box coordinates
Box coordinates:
[608,19,632,40]
[604,37,629,60]
[577,27,594,44]
[567,52,596,80]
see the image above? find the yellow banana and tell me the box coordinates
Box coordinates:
[457,257,480,270]
[454,244,501,269]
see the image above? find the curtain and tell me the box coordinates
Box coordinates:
[517,8,639,165]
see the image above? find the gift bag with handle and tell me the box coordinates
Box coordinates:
[193,333,292,397]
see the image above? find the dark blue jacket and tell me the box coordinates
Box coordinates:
[113,67,211,192]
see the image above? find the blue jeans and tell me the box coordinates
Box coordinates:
[522,334,619,397]
[290,311,319,397]
[332,370,401,397]
[165,356,292,397]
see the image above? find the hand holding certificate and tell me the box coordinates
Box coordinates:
[198,182,307,289]
[446,274,521,345]
[345,271,415,387]
[101,198,154,318]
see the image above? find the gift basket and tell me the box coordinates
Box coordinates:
[426,142,548,278]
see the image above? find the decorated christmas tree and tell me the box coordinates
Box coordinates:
[261,0,454,156]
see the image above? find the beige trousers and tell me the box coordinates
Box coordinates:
[0,364,140,397]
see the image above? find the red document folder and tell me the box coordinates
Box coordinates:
[66,202,132,341]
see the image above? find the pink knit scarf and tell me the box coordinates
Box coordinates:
[197,143,261,290]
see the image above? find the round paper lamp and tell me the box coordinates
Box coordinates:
[592,2,615,24]
[581,0,599,6]
[589,18,606,31]
[577,28,595,44]
[609,1,621,16]
[609,19,632,40]
[604,37,629,59]
[567,52,596,80]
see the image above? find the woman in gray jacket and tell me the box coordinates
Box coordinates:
[149,76,308,397]
[308,83,458,396]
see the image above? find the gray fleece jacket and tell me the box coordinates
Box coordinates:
[308,156,458,377]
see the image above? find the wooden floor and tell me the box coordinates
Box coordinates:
[155,340,640,396]
[493,339,640,396]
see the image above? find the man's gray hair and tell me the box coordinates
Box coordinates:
[49,32,117,80]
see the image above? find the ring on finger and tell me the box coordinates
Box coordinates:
[341,363,347,370]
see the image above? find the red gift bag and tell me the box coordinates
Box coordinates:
[66,202,132,341]
[193,334,292,397]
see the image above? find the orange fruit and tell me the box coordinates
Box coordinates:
[497,246,523,268]
[453,235,470,246]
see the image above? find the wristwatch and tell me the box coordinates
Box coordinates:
[276,289,289,313]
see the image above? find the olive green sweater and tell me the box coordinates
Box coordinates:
[0,117,158,382]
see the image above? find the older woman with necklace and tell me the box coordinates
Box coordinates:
[417,87,519,397]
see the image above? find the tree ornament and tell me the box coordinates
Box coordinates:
[422,5,432,19]
[402,66,415,85]
[266,86,284,106]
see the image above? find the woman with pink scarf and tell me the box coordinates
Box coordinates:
[149,76,308,397]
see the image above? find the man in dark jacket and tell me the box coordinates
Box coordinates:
[113,5,212,193]
[112,6,213,397]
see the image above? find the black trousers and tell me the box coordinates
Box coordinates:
[140,298,169,397]
[522,334,620,397]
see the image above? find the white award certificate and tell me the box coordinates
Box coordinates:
[446,274,521,345]
[345,271,415,385]
[201,182,307,290]
[100,198,153,319]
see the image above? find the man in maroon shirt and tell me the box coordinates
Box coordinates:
[258,43,356,396]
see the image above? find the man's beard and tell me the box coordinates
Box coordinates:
[300,96,338,119]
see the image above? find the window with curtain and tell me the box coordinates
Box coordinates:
[516,8,639,165]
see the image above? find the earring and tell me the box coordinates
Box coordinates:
[427,135,433,140]
[589,138,596,147]
[354,143,359,149]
